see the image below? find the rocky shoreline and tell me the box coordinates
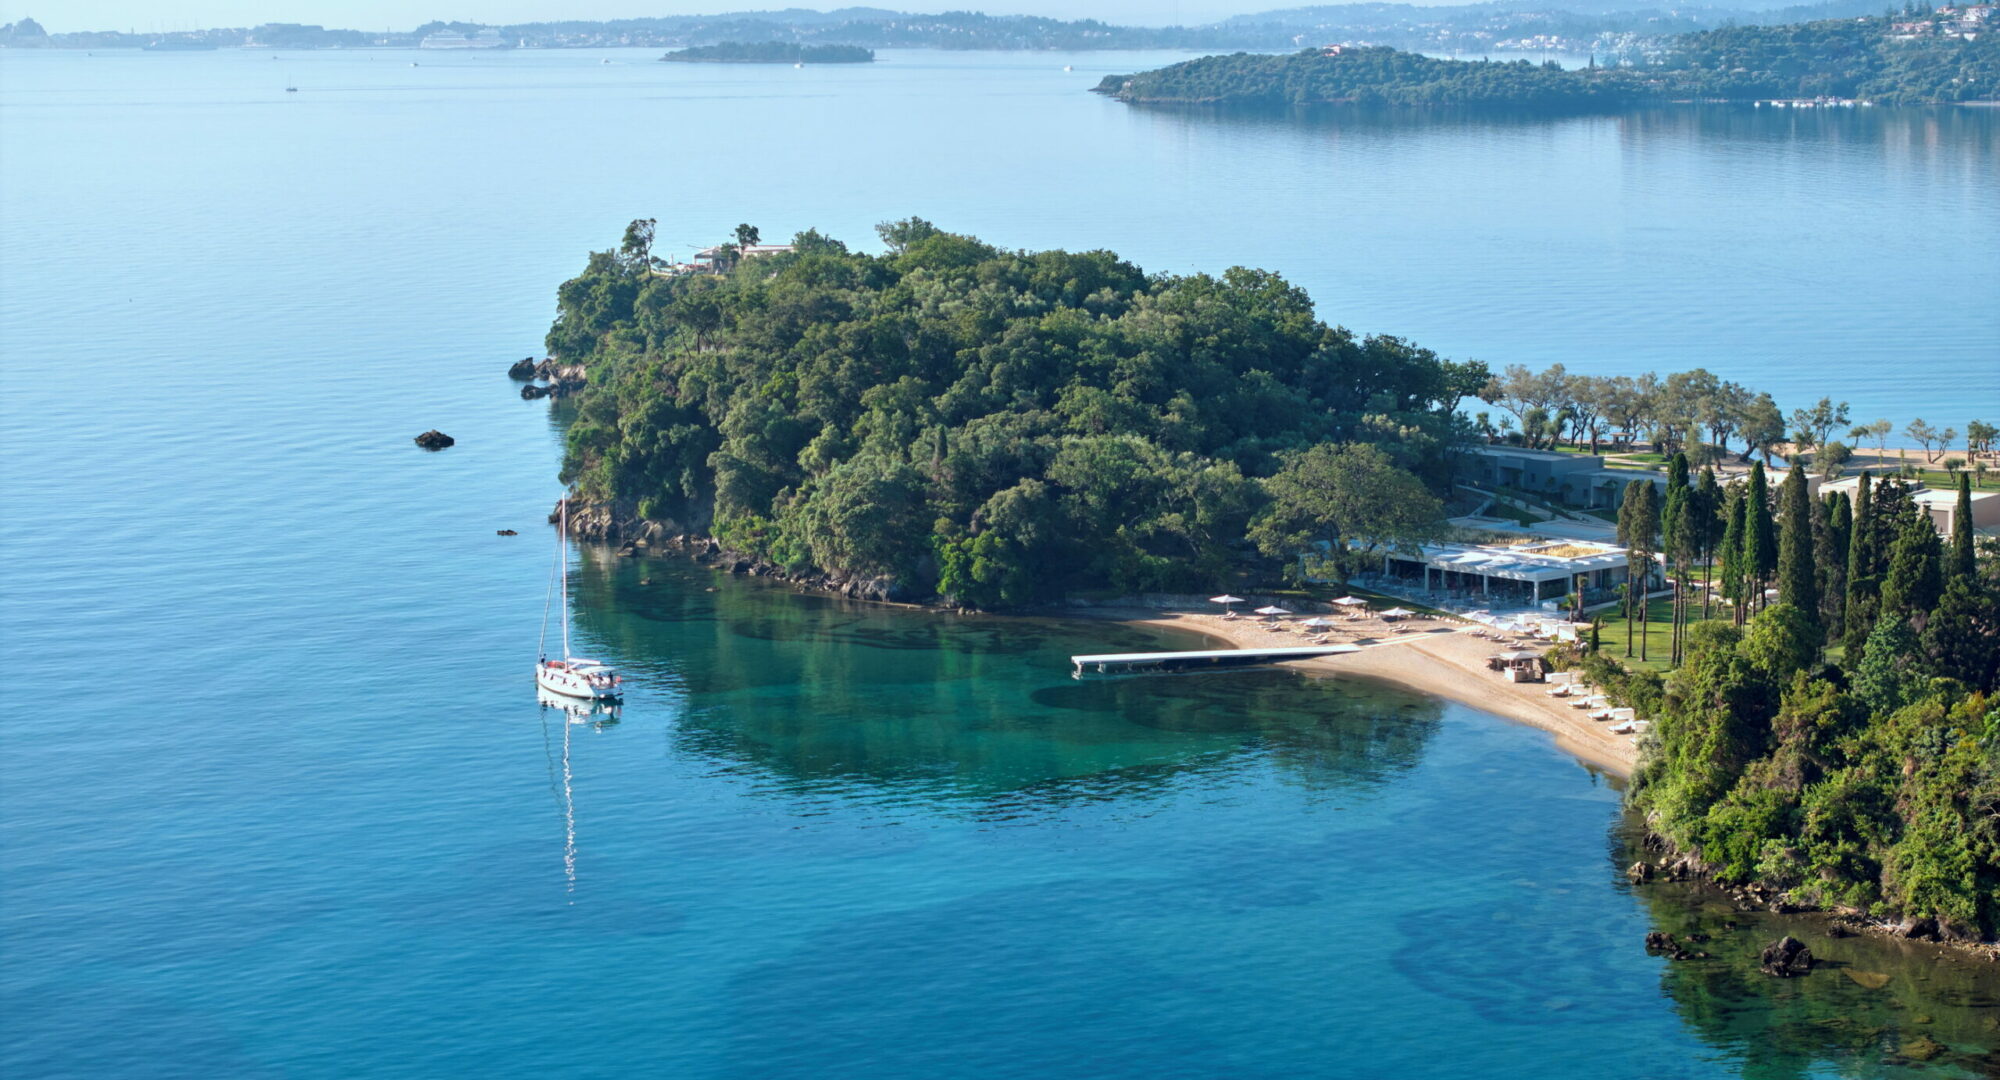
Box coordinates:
[509,356,588,400]
[1627,834,2000,962]
[555,499,920,604]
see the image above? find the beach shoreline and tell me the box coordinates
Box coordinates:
[1067,605,1640,778]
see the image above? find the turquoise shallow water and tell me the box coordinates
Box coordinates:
[2,47,1997,1079]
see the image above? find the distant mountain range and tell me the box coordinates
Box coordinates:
[1,1,1901,60]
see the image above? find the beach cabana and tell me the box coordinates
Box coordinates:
[1492,649,1545,683]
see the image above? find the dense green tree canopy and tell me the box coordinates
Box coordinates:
[549,220,1482,603]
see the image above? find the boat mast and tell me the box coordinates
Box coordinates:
[559,498,572,659]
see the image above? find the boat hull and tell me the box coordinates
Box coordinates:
[537,667,621,700]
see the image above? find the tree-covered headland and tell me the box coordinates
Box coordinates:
[659,42,874,64]
[547,219,1485,605]
[1572,465,1998,942]
[1097,16,2000,108]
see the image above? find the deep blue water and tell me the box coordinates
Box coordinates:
[2,47,1997,1079]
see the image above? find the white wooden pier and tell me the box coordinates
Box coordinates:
[1070,644,1360,674]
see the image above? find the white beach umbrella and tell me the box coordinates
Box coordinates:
[1380,607,1415,618]
[1209,594,1245,612]
[1331,596,1368,607]
[1301,616,1334,628]
[1254,605,1292,617]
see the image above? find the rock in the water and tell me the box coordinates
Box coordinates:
[507,357,539,379]
[1759,936,1814,977]
[496,529,518,536]
[520,383,550,400]
[1898,1034,1944,1062]
[1902,917,1940,942]
[1644,931,1677,953]
[1628,862,1653,884]
[1843,969,1892,990]
[414,430,455,450]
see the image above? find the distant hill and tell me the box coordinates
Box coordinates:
[660,41,874,63]
[1095,15,2000,109]
[4,3,1926,57]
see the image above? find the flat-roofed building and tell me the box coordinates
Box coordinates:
[1375,538,1662,610]
[1460,445,1664,510]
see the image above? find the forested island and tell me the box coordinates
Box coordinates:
[545,219,1483,606]
[660,42,873,64]
[1096,15,2000,108]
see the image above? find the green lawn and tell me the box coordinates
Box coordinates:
[1588,593,1734,673]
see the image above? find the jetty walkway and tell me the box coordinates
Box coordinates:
[1071,644,1360,675]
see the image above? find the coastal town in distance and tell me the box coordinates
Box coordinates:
[2,4,1995,1078]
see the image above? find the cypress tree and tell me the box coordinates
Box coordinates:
[1843,472,1876,658]
[1696,466,1723,621]
[1882,512,1944,621]
[1745,462,1777,613]
[1624,486,1656,664]
[1951,471,1976,581]
[1924,578,2000,693]
[1672,488,1703,663]
[1720,486,1748,625]
[1817,492,1848,640]
[1664,454,1692,663]
[1777,463,1819,646]
[1623,482,1660,662]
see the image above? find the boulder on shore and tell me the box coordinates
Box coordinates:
[1758,936,1814,977]
[414,430,455,450]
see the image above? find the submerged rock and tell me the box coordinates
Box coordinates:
[1898,1034,1944,1061]
[413,430,455,450]
[1759,936,1814,977]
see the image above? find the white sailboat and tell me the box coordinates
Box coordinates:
[537,499,624,700]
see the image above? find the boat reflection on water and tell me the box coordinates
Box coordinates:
[537,685,621,727]
[537,687,619,899]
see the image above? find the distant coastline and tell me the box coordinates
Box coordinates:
[1096,16,2000,111]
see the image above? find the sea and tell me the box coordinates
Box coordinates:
[1,46,1996,1079]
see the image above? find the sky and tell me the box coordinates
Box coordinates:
[5,1,1350,33]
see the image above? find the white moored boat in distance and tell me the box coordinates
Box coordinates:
[537,499,623,700]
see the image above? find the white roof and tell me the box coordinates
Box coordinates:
[1399,539,1632,581]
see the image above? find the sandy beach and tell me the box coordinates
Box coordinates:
[1092,605,1641,777]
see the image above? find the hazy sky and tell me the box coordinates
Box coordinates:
[7,1,1360,33]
